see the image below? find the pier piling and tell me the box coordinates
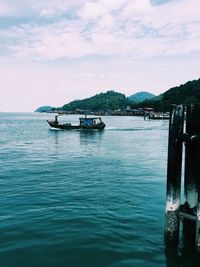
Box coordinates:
[165,105,184,241]
[165,104,200,252]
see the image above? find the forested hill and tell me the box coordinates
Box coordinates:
[129,92,155,102]
[139,78,200,111]
[61,91,129,112]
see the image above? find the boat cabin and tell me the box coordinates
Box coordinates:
[79,117,102,126]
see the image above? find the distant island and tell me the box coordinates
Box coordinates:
[35,78,200,114]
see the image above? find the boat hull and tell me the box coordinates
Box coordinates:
[47,120,105,130]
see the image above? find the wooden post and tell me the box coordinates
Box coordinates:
[184,104,200,251]
[165,104,184,241]
[185,105,198,209]
[196,193,200,252]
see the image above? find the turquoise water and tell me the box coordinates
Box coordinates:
[0,113,198,267]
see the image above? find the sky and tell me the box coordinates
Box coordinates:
[0,0,200,112]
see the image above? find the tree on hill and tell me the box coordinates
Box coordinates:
[35,106,53,112]
[134,78,200,112]
[61,91,130,112]
[128,91,156,102]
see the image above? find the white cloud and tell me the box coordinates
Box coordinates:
[0,0,86,18]
[0,0,199,62]
[78,0,126,20]
[98,14,115,29]
[33,0,86,17]
[122,0,153,17]
[0,0,198,61]
[7,21,94,60]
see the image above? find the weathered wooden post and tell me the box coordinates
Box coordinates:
[184,104,200,251]
[197,194,200,251]
[165,104,184,241]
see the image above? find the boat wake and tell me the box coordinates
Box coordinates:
[106,127,145,132]
[49,127,63,131]
[105,127,116,130]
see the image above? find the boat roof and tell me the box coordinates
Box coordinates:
[79,117,102,120]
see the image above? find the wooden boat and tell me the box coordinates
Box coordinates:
[47,114,105,130]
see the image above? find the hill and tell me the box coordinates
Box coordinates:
[35,78,200,113]
[138,78,200,111]
[35,106,53,112]
[61,91,129,112]
[129,91,156,102]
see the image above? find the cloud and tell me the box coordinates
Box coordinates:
[0,0,86,18]
[0,0,200,61]
[122,0,153,16]
[78,0,126,20]
[7,21,94,60]
[33,0,86,17]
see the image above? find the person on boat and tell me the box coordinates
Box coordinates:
[54,115,59,124]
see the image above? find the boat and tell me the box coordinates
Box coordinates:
[144,111,170,120]
[150,112,170,120]
[47,114,106,130]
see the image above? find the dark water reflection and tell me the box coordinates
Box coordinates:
[165,239,200,267]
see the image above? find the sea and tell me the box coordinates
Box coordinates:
[0,112,199,267]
